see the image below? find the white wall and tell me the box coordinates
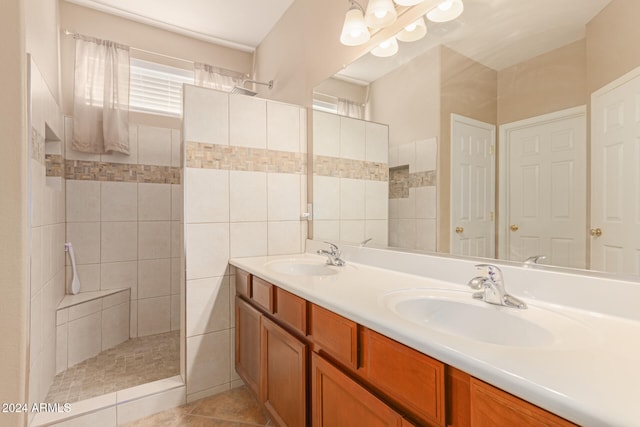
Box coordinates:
[183,85,307,402]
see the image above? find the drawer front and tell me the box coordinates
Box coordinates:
[235,268,251,298]
[275,287,307,335]
[364,328,446,427]
[252,276,274,313]
[309,304,358,370]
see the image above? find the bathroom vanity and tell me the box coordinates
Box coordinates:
[229,244,640,426]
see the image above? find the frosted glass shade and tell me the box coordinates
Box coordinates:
[340,7,370,46]
[371,37,399,57]
[365,0,397,29]
[396,17,427,42]
[426,0,464,23]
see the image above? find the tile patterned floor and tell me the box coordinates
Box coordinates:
[46,331,180,403]
[123,386,273,427]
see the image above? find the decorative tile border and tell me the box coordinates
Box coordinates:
[313,155,388,181]
[186,141,307,174]
[31,127,45,164]
[45,154,64,177]
[389,166,436,199]
[65,160,181,184]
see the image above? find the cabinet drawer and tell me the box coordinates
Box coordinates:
[252,276,274,313]
[363,328,446,427]
[275,287,307,335]
[235,268,251,298]
[470,378,577,427]
[309,304,358,370]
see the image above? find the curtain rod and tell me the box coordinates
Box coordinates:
[63,29,198,65]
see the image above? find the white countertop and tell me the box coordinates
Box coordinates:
[230,252,640,427]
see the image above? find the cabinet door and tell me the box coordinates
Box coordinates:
[235,296,261,397]
[312,352,404,427]
[470,378,577,427]
[261,315,307,427]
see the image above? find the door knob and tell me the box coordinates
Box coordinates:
[590,228,602,237]
[510,224,519,232]
[455,227,464,234]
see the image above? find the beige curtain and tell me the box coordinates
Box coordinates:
[337,98,364,119]
[195,62,245,92]
[72,35,130,155]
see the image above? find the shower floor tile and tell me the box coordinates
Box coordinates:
[122,385,274,426]
[46,330,180,404]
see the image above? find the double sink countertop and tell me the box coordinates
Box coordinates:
[230,251,640,427]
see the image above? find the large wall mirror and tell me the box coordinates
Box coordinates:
[311,0,640,277]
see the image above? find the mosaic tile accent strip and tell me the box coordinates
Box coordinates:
[45,154,64,177]
[31,127,45,164]
[186,141,307,174]
[65,160,181,184]
[389,166,436,199]
[313,155,389,181]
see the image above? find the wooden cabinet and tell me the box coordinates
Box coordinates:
[309,303,359,370]
[235,268,577,427]
[363,328,446,427]
[261,315,307,427]
[235,296,261,396]
[470,378,577,427]
[311,352,406,427]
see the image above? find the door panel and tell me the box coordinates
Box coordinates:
[451,114,495,258]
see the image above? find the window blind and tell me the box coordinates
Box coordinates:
[130,58,194,117]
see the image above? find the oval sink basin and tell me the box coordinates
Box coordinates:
[266,260,337,276]
[382,289,592,348]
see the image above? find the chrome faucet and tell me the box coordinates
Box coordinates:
[467,264,527,309]
[317,242,346,266]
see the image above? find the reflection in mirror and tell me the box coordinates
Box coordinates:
[312,0,640,277]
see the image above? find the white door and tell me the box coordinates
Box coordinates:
[500,107,586,268]
[591,67,640,276]
[451,114,495,258]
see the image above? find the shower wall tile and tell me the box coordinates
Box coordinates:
[186,330,231,395]
[366,220,388,246]
[66,263,100,293]
[415,137,437,173]
[171,222,182,258]
[138,221,171,260]
[171,184,183,221]
[365,122,389,163]
[184,84,229,145]
[138,183,172,221]
[340,220,365,243]
[267,101,301,153]
[186,276,230,337]
[229,95,266,149]
[101,222,138,263]
[267,173,301,221]
[101,182,138,222]
[101,261,138,298]
[313,176,340,220]
[171,129,182,168]
[340,178,365,220]
[138,259,171,299]
[365,180,389,220]
[171,258,181,295]
[101,301,129,350]
[229,222,268,258]
[185,223,230,280]
[171,294,180,332]
[229,170,267,222]
[67,311,102,367]
[66,222,101,265]
[267,221,303,255]
[66,180,100,222]
[313,220,340,242]
[138,125,172,167]
[340,117,366,161]
[137,296,171,337]
[185,168,229,223]
[313,111,340,157]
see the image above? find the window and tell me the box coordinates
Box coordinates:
[312,98,338,114]
[129,58,194,117]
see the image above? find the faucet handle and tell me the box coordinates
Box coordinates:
[323,241,340,256]
[467,276,485,290]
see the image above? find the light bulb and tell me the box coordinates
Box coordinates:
[426,0,463,23]
[396,17,427,42]
[375,9,388,18]
[405,23,417,32]
[365,0,397,29]
[380,40,390,49]
[439,0,453,11]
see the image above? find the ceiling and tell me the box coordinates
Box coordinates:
[64,0,296,52]
[337,0,612,84]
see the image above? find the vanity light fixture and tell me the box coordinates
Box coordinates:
[371,37,399,57]
[426,0,464,23]
[364,0,398,29]
[396,17,427,42]
[340,0,370,46]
